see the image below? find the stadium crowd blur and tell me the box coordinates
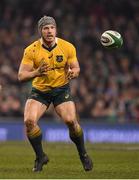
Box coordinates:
[0,0,139,123]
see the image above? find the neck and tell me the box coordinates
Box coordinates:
[42,37,56,48]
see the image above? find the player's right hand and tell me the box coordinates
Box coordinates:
[35,62,51,76]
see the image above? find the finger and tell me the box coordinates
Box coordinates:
[40,58,46,65]
[39,65,51,74]
[70,71,74,75]
[39,62,49,70]
[40,63,50,69]
[67,69,72,75]
[67,71,74,78]
[69,72,75,79]
[40,64,48,69]
[67,74,73,79]
[41,65,48,70]
[66,72,71,78]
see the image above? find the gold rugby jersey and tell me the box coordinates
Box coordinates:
[21,37,78,91]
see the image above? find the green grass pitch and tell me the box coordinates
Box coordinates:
[0,141,139,179]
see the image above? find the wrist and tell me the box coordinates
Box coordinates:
[32,70,40,78]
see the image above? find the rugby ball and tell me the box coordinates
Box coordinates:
[100,30,123,49]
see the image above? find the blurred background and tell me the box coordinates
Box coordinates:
[0,0,139,142]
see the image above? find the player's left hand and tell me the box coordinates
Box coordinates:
[67,68,78,80]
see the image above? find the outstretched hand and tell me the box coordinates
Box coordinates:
[67,68,78,80]
[35,61,51,76]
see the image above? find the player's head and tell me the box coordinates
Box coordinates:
[38,15,57,44]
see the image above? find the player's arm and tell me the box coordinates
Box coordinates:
[67,44,80,79]
[18,47,50,82]
[67,61,80,79]
[18,62,49,82]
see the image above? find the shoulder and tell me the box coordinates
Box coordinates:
[57,37,76,49]
[24,39,41,52]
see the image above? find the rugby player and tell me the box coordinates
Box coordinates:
[18,15,93,172]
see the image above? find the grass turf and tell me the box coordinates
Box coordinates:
[0,141,139,179]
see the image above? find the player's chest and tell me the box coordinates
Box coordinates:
[34,48,67,67]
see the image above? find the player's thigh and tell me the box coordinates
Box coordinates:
[24,99,47,123]
[55,101,77,123]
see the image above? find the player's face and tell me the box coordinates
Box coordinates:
[41,24,56,44]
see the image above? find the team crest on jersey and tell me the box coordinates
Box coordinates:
[56,55,63,62]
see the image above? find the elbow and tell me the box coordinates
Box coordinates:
[18,72,24,82]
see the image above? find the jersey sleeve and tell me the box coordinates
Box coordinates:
[21,47,34,66]
[67,44,78,64]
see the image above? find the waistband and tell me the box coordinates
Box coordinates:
[32,83,69,94]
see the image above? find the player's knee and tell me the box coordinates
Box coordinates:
[64,115,76,127]
[24,118,36,130]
